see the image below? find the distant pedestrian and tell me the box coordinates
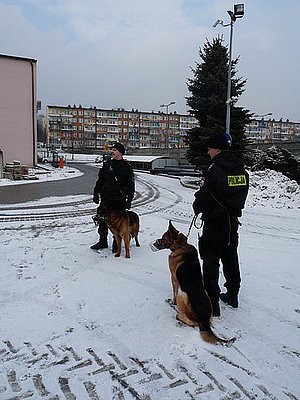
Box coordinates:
[192,134,249,316]
[91,143,135,252]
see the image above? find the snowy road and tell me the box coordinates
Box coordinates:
[0,171,299,400]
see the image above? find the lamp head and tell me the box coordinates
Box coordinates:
[234,3,244,18]
[253,112,273,118]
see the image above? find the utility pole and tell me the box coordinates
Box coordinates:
[160,101,175,155]
[213,4,245,143]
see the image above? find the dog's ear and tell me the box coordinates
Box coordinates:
[168,221,178,233]
[168,221,179,240]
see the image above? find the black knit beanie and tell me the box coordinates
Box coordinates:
[112,142,125,155]
[206,134,230,150]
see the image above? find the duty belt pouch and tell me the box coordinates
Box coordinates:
[198,233,204,260]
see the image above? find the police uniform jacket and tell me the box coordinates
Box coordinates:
[193,152,249,221]
[93,159,135,207]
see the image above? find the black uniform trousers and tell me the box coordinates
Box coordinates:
[199,212,241,304]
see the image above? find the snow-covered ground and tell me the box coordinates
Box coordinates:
[0,165,299,400]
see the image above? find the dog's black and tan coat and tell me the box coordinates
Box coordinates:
[100,208,140,258]
[158,221,234,344]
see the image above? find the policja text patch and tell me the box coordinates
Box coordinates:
[228,175,247,186]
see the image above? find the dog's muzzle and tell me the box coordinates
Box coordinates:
[149,239,168,252]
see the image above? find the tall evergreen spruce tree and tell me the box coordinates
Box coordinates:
[185,37,251,169]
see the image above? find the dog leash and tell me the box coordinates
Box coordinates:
[209,191,242,245]
[186,214,202,238]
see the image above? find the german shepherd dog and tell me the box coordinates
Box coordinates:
[155,221,234,344]
[99,208,140,258]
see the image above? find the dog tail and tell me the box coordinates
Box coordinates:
[199,321,235,345]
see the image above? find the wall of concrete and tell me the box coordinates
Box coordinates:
[0,55,37,167]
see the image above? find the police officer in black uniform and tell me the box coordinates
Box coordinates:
[193,134,249,316]
[90,142,135,251]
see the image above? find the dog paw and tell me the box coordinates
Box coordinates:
[175,316,187,327]
[165,299,177,311]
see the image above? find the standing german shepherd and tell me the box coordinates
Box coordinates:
[99,208,140,258]
[155,221,234,344]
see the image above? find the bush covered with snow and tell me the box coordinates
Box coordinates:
[245,145,300,184]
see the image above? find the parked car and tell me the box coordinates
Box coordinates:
[37,152,65,164]
[37,152,49,163]
[95,155,103,163]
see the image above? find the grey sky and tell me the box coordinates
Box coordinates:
[0,0,299,121]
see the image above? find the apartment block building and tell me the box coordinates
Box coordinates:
[245,118,300,144]
[46,105,198,151]
[46,105,300,151]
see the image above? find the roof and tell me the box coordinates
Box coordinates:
[124,155,172,163]
[0,54,37,63]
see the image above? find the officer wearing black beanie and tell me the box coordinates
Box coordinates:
[91,143,134,252]
[111,142,125,155]
[193,134,249,316]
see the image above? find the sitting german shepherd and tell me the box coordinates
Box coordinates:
[155,221,234,344]
[99,208,140,258]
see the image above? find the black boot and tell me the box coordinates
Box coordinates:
[112,237,117,253]
[220,292,238,308]
[90,239,108,250]
[90,220,108,250]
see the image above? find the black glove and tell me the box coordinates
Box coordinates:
[93,193,99,204]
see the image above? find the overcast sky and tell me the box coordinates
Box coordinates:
[0,0,299,121]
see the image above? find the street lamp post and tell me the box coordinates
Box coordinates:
[66,115,75,160]
[71,130,74,160]
[253,113,273,143]
[160,101,175,153]
[213,4,245,143]
[279,118,283,148]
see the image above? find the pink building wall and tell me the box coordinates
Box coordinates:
[0,54,37,167]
